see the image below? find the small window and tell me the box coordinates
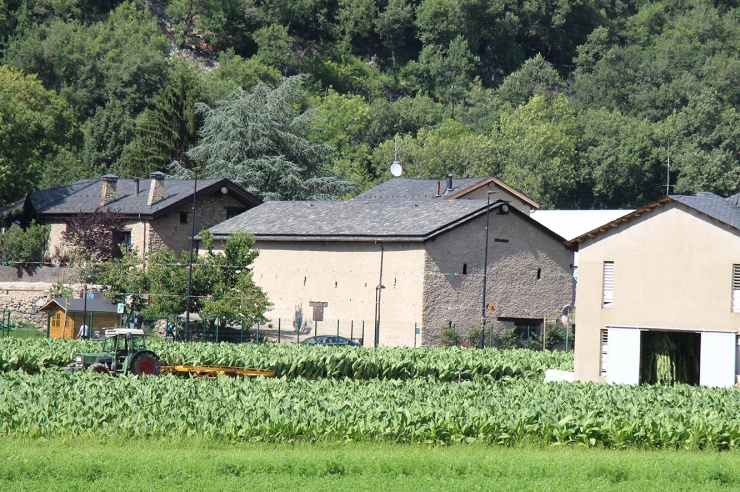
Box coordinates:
[462,264,468,275]
[180,212,188,224]
[733,264,740,312]
[536,268,541,280]
[600,330,608,377]
[226,208,248,220]
[603,261,614,308]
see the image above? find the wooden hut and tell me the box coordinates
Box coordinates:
[40,298,120,339]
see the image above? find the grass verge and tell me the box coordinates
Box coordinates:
[1,439,740,491]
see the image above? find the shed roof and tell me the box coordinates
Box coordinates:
[26,178,260,219]
[40,298,119,313]
[207,200,507,242]
[569,192,740,244]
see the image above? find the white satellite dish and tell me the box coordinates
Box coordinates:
[390,160,403,177]
[390,136,403,177]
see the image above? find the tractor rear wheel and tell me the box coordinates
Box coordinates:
[129,353,160,376]
[88,363,110,375]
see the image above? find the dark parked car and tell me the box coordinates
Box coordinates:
[300,335,361,346]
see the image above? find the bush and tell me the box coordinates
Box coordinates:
[0,221,50,264]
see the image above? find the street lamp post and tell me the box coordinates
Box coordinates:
[184,167,202,342]
[374,243,385,348]
[82,273,97,340]
[479,192,496,349]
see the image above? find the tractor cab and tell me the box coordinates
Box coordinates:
[66,328,160,376]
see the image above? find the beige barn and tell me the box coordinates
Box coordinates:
[203,178,574,347]
[572,192,740,387]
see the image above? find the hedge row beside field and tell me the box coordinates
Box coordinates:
[0,339,573,381]
[1,371,738,449]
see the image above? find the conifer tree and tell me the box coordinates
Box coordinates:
[187,75,353,200]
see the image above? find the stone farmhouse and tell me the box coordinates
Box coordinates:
[202,176,575,347]
[571,191,740,387]
[19,172,261,259]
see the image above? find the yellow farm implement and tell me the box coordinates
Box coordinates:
[160,364,276,378]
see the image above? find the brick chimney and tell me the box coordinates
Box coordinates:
[147,171,166,206]
[100,174,118,206]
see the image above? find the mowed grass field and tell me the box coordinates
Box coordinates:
[1,439,740,491]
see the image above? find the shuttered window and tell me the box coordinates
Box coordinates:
[733,265,740,312]
[600,330,608,377]
[603,261,614,308]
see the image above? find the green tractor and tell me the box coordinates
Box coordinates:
[66,328,160,376]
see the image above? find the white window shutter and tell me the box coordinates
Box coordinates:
[600,330,608,377]
[733,265,740,313]
[603,262,614,308]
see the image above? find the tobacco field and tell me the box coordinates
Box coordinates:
[2,370,740,449]
[0,338,573,381]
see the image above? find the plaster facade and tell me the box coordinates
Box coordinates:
[422,210,574,345]
[573,203,740,382]
[248,241,426,347]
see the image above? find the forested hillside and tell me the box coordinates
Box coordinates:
[2,0,740,208]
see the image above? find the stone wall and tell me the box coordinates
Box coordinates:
[0,291,51,328]
[422,209,574,346]
[0,266,73,283]
[149,192,248,255]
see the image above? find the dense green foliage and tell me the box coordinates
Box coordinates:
[2,0,740,207]
[2,370,740,449]
[96,231,270,320]
[0,221,49,263]
[0,338,573,380]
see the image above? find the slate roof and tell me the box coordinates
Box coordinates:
[26,178,260,219]
[568,191,740,244]
[206,200,508,242]
[672,192,740,231]
[353,177,485,201]
[42,298,119,313]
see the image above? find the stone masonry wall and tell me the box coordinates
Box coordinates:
[148,192,247,255]
[422,210,574,346]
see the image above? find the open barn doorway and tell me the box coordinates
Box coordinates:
[639,331,700,385]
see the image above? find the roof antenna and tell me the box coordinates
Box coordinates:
[665,138,671,197]
[390,136,403,177]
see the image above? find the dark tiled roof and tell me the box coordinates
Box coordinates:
[28,178,260,218]
[51,298,119,313]
[207,200,502,242]
[353,177,485,201]
[671,192,740,230]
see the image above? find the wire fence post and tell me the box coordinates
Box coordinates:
[362,321,365,346]
[414,322,417,348]
[46,310,51,339]
[216,318,220,343]
[314,320,317,337]
[452,323,456,347]
[203,318,206,341]
[297,317,301,345]
[336,319,340,341]
[257,319,260,344]
[351,320,354,341]
[489,324,493,348]
[240,318,244,343]
[278,318,281,343]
